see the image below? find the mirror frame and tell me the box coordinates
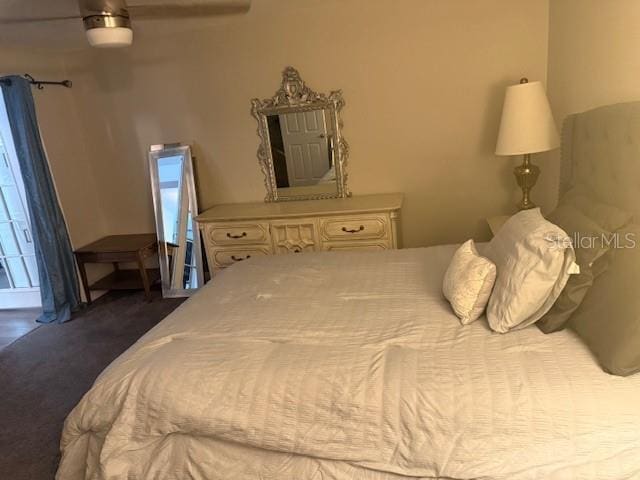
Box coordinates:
[250,66,351,202]
[149,143,204,298]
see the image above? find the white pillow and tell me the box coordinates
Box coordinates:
[443,239,497,325]
[486,208,576,333]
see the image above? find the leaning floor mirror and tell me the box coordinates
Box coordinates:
[149,144,204,297]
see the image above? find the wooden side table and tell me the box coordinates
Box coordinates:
[74,234,160,304]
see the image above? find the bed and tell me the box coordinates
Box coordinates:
[57,102,640,480]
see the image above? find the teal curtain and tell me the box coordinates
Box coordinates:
[1,75,80,323]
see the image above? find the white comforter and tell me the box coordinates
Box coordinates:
[57,246,640,480]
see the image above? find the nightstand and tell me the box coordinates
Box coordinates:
[486,215,511,236]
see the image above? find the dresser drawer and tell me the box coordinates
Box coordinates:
[322,241,390,252]
[320,215,390,242]
[204,223,270,246]
[211,246,271,268]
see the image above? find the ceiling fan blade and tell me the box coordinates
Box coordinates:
[0,15,81,25]
[127,0,251,19]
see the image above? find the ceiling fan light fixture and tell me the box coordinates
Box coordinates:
[86,26,133,47]
[83,14,133,48]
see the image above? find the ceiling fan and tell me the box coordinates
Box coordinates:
[0,0,251,48]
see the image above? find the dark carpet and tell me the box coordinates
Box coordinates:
[0,290,185,480]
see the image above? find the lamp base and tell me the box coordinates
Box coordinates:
[514,153,540,210]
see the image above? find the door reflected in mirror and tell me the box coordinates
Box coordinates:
[149,144,203,297]
[267,109,337,198]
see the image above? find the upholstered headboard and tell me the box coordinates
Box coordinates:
[560,101,640,220]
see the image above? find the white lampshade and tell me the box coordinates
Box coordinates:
[495,80,559,156]
[86,27,133,48]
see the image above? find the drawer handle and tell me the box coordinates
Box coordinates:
[231,254,251,262]
[227,232,247,239]
[342,225,365,234]
[293,248,301,253]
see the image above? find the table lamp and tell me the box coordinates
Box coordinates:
[495,78,560,210]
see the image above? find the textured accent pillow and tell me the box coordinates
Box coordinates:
[486,208,577,333]
[443,240,496,325]
[537,205,611,333]
[569,224,640,376]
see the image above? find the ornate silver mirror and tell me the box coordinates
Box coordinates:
[251,66,350,202]
[149,144,203,297]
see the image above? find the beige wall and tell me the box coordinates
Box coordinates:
[546,0,640,206]
[65,0,549,248]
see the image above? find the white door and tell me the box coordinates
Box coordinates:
[279,110,331,187]
[0,94,40,309]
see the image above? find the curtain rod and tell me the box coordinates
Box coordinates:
[0,74,72,90]
[24,74,72,90]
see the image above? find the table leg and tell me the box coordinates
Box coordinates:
[136,253,152,302]
[76,256,92,305]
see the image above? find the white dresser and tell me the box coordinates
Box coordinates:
[195,193,403,273]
